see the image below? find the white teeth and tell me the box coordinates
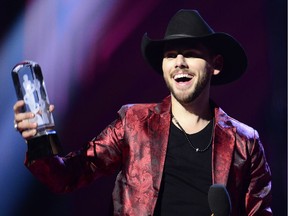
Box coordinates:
[173,73,193,79]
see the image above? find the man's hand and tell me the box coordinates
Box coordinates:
[13,100,54,139]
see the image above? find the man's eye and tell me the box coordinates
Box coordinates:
[183,52,196,58]
[164,53,177,58]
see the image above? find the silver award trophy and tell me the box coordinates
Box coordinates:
[12,61,61,159]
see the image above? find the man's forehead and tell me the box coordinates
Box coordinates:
[163,40,207,51]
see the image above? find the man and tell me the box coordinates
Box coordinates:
[13,10,272,215]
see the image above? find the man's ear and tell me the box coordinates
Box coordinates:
[212,54,223,75]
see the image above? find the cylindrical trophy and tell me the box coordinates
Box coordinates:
[12,61,61,159]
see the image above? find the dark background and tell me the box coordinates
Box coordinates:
[0,0,286,215]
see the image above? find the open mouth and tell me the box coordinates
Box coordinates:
[173,73,193,83]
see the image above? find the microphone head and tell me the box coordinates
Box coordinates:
[208,184,231,216]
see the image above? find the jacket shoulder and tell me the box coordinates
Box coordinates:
[217,108,258,140]
[118,96,171,119]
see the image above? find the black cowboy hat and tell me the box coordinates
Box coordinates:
[141,9,247,85]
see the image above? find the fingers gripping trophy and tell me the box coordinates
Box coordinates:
[12,61,62,160]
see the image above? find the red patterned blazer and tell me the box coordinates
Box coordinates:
[26,96,272,215]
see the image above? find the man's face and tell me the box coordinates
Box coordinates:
[162,41,217,104]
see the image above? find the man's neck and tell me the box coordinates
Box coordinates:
[171,95,213,134]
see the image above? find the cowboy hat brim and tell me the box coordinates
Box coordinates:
[141,32,247,85]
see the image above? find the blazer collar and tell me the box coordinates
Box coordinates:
[150,96,236,186]
[212,106,236,185]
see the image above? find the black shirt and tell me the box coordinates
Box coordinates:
[154,120,213,215]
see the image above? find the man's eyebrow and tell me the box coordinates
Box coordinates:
[164,48,203,54]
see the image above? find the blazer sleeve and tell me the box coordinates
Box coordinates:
[245,130,272,215]
[25,114,125,194]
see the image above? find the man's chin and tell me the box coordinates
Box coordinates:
[172,92,196,105]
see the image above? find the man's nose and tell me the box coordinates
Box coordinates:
[175,54,188,68]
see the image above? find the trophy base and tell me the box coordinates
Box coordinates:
[27,130,62,161]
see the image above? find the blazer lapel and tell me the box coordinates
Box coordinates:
[147,98,171,191]
[212,112,236,185]
[147,98,236,189]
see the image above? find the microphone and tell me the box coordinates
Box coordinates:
[208,184,231,216]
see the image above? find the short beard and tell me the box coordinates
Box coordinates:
[166,71,211,104]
